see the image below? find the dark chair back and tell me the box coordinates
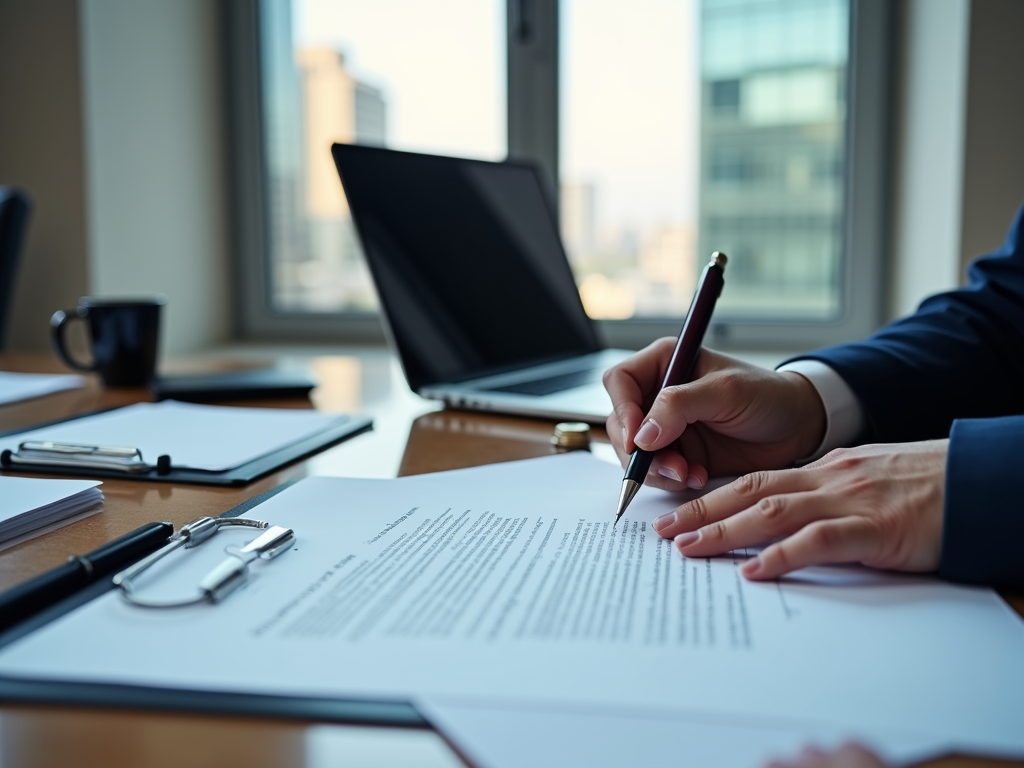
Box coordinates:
[0,187,32,350]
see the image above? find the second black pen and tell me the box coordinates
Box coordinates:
[0,520,173,633]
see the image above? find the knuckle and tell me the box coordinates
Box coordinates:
[714,371,745,403]
[826,449,863,473]
[755,495,786,521]
[766,544,793,573]
[806,521,838,551]
[704,521,727,542]
[826,446,850,461]
[682,497,710,527]
[612,402,633,426]
[657,385,687,412]
[734,470,772,497]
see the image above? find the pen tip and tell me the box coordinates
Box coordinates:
[613,479,641,526]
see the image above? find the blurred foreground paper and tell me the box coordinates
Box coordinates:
[0,454,1021,758]
[0,372,85,405]
[415,697,944,768]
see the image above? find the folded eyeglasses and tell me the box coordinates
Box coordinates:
[113,516,295,609]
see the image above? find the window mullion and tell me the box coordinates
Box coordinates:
[507,0,560,213]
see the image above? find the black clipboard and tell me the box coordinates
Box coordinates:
[0,406,373,487]
[0,482,426,727]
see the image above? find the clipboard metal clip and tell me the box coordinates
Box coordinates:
[113,516,296,609]
[2,441,171,474]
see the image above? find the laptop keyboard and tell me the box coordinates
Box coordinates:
[481,367,604,396]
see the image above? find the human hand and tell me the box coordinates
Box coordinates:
[765,743,888,768]
[603,343,826,490]
[653,441,947,579]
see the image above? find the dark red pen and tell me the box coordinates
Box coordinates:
[613,252,728,525]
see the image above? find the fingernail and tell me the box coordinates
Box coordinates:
[658,467,681,482]
[634,419,660,448]
[685,475,704,489]
[674,531,699,548]
[653,512,676,532]
[742,556,762,577]
[622,426,628,448]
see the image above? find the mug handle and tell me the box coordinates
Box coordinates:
[50,308,99,372]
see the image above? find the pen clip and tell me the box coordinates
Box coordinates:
[226,525,295,562]
[19,441,141,458]
[10,441,149,473]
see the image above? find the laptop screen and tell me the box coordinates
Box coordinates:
[332,144,602,392]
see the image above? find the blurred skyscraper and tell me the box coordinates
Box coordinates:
[261,0,309,310]
[560,181,596,259]
[286,48,387,310]
[697,0,849,319]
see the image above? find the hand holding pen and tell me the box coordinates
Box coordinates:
[603,255,831,518]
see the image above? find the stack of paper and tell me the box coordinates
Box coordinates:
[0,372,86,406]
[0,476,103,548]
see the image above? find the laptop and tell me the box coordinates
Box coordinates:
[331,143,633,423]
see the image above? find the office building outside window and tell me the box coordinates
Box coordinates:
[242,0,882,347]
[698,0,848,320]
[560,0,848,322]
[261,0,506,316]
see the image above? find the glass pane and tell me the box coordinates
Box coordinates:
[560,0,849,321]
[261,0,507,314]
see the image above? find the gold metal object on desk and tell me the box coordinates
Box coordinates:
[551,422,591,451]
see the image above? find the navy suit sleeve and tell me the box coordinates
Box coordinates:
[796,204,1024,443]
[940,416,1024,591]
[789,204,1024,589]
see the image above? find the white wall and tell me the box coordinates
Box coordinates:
[79,0,230,355]
[888,0,970,319]
[889,0,1024,321]
[958,0,1024,273]
[0,0,91,352]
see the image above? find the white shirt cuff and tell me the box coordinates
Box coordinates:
[776,359,865,462]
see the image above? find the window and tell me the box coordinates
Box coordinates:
[260,0,505,316]
[229,0,891,349]
[698,0,849,320]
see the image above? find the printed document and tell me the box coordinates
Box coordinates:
[0,454,1021,757]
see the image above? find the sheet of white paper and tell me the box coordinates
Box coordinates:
[0,505,103,553]
[0,476,101,522]
[0,371,86,405]
[0,454,1021,757]
[0,475,103,546]
[1,400,352,471]
[416,697,944,768]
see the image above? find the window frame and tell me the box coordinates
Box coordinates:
[226,0,894,350]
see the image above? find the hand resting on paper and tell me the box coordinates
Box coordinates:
[653,441,946,579]
[604,343,946,580]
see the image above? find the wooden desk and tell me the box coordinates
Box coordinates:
[0,351,1021,768]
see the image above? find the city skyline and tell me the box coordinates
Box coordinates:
[267,0,852,321]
